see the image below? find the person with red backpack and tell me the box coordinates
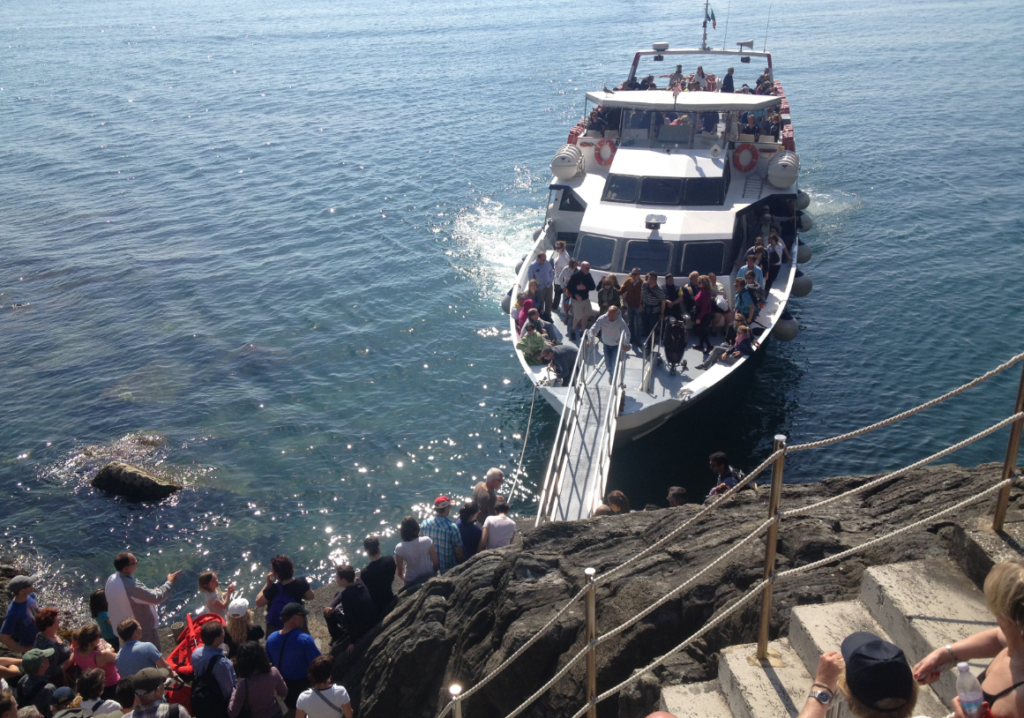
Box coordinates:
[254,557,314,635]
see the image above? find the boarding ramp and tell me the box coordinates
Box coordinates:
[536,338,627,524]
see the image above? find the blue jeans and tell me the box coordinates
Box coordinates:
[624,306,642,345]
[602,343,619,381]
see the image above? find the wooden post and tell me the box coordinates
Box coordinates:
[756,435,787,660]
[585,567,597,718]
[993,363,1024,531]
[450,684,463,718]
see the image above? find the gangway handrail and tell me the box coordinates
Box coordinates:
[584,336,629,516]
[439,351,1024,718]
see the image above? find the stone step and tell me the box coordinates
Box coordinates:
[660,679,733,718]
[861,558,994,707]
[719,638,812,718]
[949,514,1024,590]
[789,600,947,718]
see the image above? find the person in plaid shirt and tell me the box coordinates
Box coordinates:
[421,496,464,573]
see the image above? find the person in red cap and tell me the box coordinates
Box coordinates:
[421,496,464,573]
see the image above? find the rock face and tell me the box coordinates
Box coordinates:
[333,462,1022,718]
[91,461,181,501]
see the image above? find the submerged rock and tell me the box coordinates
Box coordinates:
[91,461,181,501]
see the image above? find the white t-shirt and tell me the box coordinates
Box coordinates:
[552,250,570,278]
[201,590,226,619]
[483,515,517,549]
[82,699,124,717]
[395,536,434,585]
[296,685,351,718]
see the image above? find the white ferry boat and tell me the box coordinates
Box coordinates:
[505,37,815,442]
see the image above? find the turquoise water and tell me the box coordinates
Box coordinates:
[2,0,1023,618]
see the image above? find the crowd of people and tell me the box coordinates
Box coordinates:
[0,470,523,718]
[615,64,780,97]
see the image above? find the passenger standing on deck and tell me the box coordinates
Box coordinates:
[567,261,596,342]
[640,272,666,350]
[587,306,630,381]
[104,555,180,651]
[663,273,684,320]
[618,268,644,349]
[420,496,464,573]
[720,67,735,93]
[541,344,578,387]
[765,233,791,292]
[527,252,555,321]
[551,241,570,315]
[473,469,505,525]
[558,259,577,325]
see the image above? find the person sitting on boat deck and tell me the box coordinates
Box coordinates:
[474,468,505,526]
[744,270,766,311]
[913,560,1024,718]
[587,305,630,381]
[527,251,555,320]
[693,275,714,355]
[720,67,735,93]
[707,272,731,334]
[740,113,762,140]
[523,278,543,320]
[740,252,764,286]
[567,261,597,342]
[707,452,741,497]
[559,258,577,325]
[681,271,700,316]
[586,109,608,137]
[734,277,758,326]
[693,66,708,91]
[515,297,535,333]
[516,322,548,365]
[700,111,718,134]
[697,325,754,370]
[765,233,792,292]
[663,273,684,321]
[521,307,562,344]
[597,274,621,316]
[667,486,687,507]
[619,268,644,349]
[594,490,630,516]
[639,75,657,90]
[763,112,782,141]
[640,272,666,351]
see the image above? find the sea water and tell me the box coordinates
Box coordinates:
[1,0,1022,619]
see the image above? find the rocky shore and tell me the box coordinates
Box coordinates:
[327,462,1022,718]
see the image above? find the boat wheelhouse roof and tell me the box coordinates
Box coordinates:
[586,90,781,112]
[610,147,724,178]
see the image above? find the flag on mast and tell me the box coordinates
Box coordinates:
[706,5,717,29]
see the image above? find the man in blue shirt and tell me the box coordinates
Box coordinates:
[421,496,464,573]
[1,575,39,653]
[739,254,763,286]
[115,618,167,677]
[734,277,758,325]
[266,604,321,710]
[527,252,555,320]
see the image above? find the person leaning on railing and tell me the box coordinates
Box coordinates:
[913,561,1024,718]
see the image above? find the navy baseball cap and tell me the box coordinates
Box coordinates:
[841,632,914,710]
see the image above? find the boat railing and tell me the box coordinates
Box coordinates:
[440,349,1024,718]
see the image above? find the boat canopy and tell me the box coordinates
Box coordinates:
[586,90,780,112]
[610,147,724,178]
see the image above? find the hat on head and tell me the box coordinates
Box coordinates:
[841,632,914,710]
[434,496,452,510]
[9,575,38,593]
[21,648,54,674]
[227,598,249,618]
[132,667,170,694]
[52,687,75,707]
[279,603,309,621]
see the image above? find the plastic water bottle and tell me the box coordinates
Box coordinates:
[957,662,984,718]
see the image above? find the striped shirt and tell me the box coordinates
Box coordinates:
[641,283,666,311]
[421,515,463,572]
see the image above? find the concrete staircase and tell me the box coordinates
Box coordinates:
[660,555,994,718]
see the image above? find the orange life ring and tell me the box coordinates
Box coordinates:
[595,138,617,166]
[733,143,758,172]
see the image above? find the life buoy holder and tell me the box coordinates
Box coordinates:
[595,138,617,166]
[733,143,758,172]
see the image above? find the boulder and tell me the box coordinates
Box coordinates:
[91,461,180,501]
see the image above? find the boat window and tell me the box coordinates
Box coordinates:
[558,189,587,212]
[602,175,639,203]
[624,241,672,275]
[639,177,683,205]
[574,234,616,270]
[683,178,724,206]
[681,242,728,276]
[556,232,579,253]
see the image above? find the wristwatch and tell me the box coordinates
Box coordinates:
[809,684,833,705]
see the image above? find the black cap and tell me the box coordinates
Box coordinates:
[841,632,914,710]
[280,602,310,620]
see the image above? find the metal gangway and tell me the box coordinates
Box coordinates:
[535,338,628,524]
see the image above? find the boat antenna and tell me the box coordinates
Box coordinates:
[763,2,772,51]
[701,0,709,50]
[721,0,731,49]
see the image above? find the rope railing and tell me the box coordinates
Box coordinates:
[439,352,1024,718]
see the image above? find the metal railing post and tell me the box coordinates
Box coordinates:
[993,363,1024,531]
[449,684,463,718]
[585,567,597,718]
[756,434,787,660]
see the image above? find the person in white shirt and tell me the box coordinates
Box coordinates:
[586,305,630,381]
[479,502,516,551]
[295,656,352,718]
[76,669,124,717]
[394,517,439,590]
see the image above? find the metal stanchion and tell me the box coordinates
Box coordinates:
[585,567,597,718]
[450,684,463,718]
[993,363,1024,532]
[756,435,787,660]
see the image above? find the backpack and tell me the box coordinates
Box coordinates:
[746,286,765,310]
[264,583,292,631]
[190,653,229,718]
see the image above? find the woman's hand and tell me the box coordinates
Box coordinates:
[952,695,989,718]
[814,651,844,693]
[913,648,952,685]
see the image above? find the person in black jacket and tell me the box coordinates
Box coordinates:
[720,67,735,93]
[359,536,396,620]
[567,262,596,342]
[323,566,377,653]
